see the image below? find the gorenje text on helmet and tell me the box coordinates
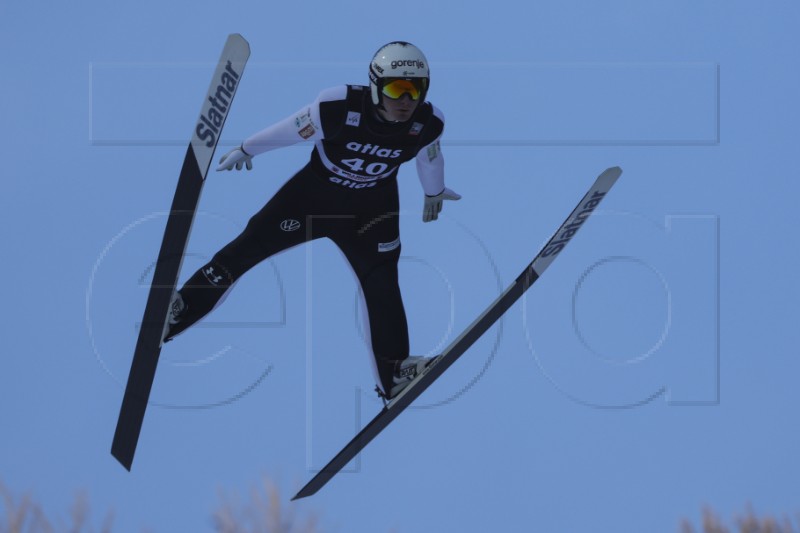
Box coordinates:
[390,59,425,70]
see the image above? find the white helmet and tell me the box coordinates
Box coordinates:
[369,41,430,107]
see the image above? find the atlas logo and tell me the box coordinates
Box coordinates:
[195,60,242,148]
[280,219,301,232]
[346,142,402,159]
[542,191,606,257]
[329,177,377,189]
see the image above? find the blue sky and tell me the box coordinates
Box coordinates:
[2,1,799,531]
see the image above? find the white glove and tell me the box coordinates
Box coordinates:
[216,146,253,171]
[423,187,461,222]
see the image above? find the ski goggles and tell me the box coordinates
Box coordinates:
[381,78,427,101]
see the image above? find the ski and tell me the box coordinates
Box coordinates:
[292,166,623,500]
[111,34,250,470]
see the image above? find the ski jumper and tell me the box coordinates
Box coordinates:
[168,84,447,394]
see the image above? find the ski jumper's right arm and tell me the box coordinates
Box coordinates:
[216,87,343,171]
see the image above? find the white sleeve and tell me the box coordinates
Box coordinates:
[415,106,446,196]
[242,85,347,156]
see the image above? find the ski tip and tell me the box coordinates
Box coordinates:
[598,166,623,184]
[227,33,251,52]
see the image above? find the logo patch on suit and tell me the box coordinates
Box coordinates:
[203,266,224,285]
[426,140,440,162]
[346,112,361,127]
[378,237,400,252]
[280,219,301,232]
[295,108,316,139]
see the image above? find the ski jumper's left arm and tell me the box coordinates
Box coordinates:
[415,105,445,195]
[417,105,460,222]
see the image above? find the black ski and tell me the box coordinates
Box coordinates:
[292,166,623,500]
[111,34,250,470]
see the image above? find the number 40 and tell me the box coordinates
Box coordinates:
[340,158,389,176]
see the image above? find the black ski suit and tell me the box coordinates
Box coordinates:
[167,84,448,394]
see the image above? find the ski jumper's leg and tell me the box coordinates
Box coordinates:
[168,168,319,339]
[330,183,410,394]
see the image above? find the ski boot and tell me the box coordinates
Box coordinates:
[378,356,435,403]
[162,291,187,343]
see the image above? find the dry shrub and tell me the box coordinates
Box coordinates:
[1,481,113,533]
[212,476,318,533]
[681,505,800,533]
